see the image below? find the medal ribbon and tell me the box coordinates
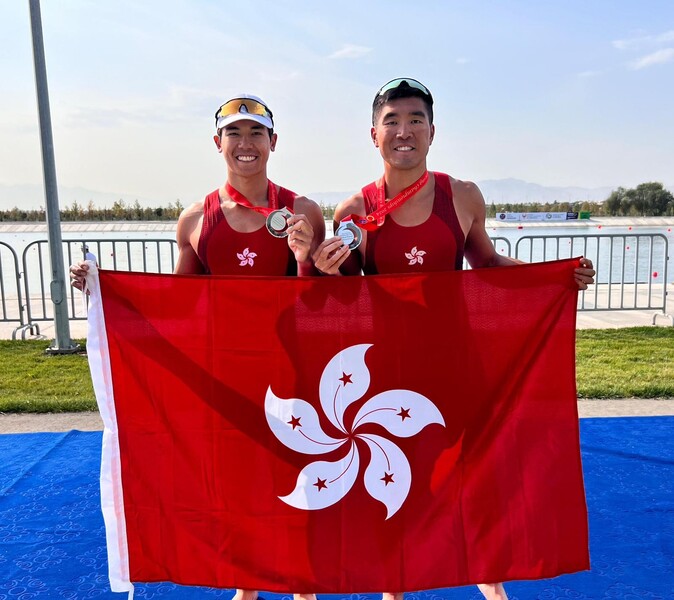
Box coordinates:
[345,171,429,231]
[225,180,290,216]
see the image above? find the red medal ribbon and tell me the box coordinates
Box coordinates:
[225,180,291,216]
[346,171,429,232]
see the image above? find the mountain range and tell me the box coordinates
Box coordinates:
[1,179,671,211]
[307,179,665,207]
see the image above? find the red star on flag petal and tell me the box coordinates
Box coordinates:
[339,372,353,386]
[397,408,411,421]
[287,416,302,429]
[381,472,395,486]
[313,477,328,491]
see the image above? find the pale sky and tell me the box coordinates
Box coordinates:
[1,0,673,208]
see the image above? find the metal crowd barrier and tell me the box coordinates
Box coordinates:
[514,234,670,321]
[0,241,39,338]
[13,238,178,338]
[0,233,671,339]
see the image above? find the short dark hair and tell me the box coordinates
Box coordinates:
[372,79,434,125]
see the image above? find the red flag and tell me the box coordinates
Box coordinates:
[86,258,589,595]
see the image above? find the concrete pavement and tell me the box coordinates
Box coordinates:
[2,398,673,434]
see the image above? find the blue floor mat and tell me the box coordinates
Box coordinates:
[1,416,672,599]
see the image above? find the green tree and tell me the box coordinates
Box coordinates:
[111,199,127,220]
[132,200,143,220]
[603,182,673,216]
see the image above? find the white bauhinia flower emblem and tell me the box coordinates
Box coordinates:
[237,247,257,267]
[405,246,426,266]
[265,344,445,519]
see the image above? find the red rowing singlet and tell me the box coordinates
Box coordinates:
[197,187,297,275]
[361,172,465,274]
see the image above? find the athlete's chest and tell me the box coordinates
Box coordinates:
[369,214,461,273]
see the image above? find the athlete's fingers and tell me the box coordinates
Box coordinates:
[312,237,342,262]
[287,214,313,236]
[313,239,350,275]
[321,246,350,274]
[322,236,343,252]
[69,261,90,290]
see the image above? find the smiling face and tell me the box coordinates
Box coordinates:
[370,97,435,172]
[214,119,277,178]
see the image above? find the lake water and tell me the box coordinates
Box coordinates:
[1,217,673,295]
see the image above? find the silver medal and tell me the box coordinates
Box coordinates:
[265,207,293,238]
[335,222,362,250]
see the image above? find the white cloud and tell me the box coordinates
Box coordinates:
[613,29,674,50]
[328,44,372,59]
[629,48,674,70]
[655,31,674,44]
[577,70,601,78]
[455,57,470,65]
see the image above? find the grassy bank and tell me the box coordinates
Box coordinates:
[575,327,674,398]
[1,340,94,412]
[1,327,673,413]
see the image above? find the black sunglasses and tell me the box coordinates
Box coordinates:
[375,78,433,100]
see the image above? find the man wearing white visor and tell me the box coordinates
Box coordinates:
[70,94,324,288]
[176,95,321,600]
[175,94,324,276]
[68,96,322,600]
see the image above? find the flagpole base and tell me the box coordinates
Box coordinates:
[45,342,82,355]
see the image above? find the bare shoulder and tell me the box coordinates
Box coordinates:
[335,192,366,221]
[178,200,205,222]
[176,200,205,243]
[294,195,323,219]
[449,176,485,204]
[449,176,487,217]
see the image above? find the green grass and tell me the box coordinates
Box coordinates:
[1,327,673,413]
[0,339,96,413]
[576,327,674,398]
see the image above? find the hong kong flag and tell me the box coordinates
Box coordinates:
[86,258,589,597]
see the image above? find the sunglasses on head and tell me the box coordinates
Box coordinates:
[375,78,432,99]
[215,98,274,122]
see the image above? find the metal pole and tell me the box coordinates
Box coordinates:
[28,0,79,353]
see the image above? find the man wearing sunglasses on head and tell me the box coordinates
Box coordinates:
[70,94,324,289]
[167,95,322,600]
[312,78,595,600]
[313,78,594,288]
[174,94,324,277]
[68,96,322,600]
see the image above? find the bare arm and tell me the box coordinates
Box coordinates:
[460,181,522,269]
[459,180,595,288]
[174,202,206,275]
[290,196,326,276]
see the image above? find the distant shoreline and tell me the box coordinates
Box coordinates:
[2,216,674,234]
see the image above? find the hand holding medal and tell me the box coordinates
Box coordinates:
[314,171,430,274]
[335,170,430,251]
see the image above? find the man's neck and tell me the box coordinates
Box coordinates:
[382,164,428,199]
[224,173,270,206]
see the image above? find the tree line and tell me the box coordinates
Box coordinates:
[0,199,186,222]
[487,182,674,217]
[1,182,672,222]
[0,198,329,222]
